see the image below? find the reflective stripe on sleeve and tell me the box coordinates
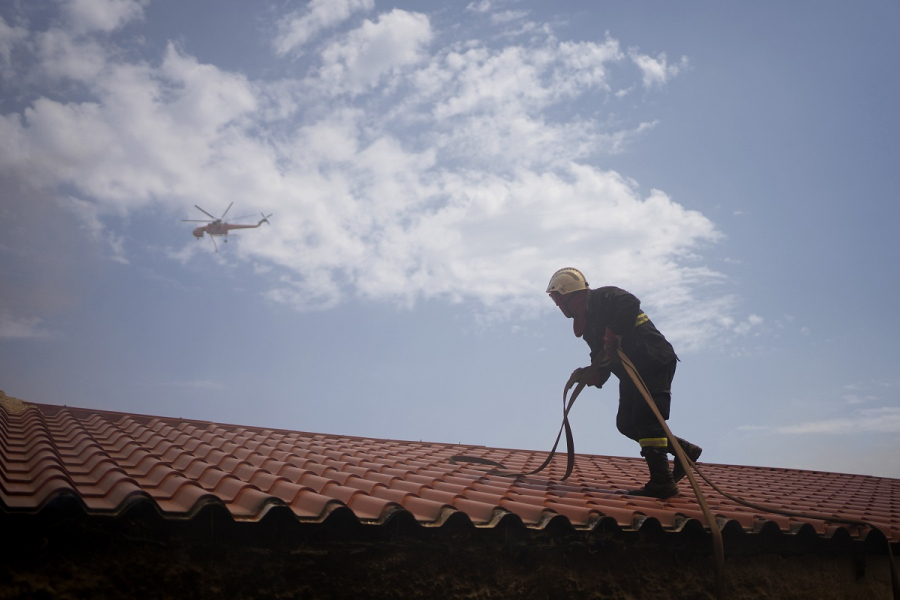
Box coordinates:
[635,312,649,327]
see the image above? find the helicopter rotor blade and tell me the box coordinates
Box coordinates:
[220,202,234,220]
[182,219,213,222]
[194,205,218,220]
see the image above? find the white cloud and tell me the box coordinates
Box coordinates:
[491,10,529,24]
[466,1,493,13]
[733,313,763,335]
[629,49,688,88]
[36,27,107,82]
[742,380,900,436]
[274,0,375,55]
[62,0,146,35]
[0,310,52,340]
[159,43,258,134]
[250,161,724,347]
[0,41,259,211]
[842,393,876,405]
[423,36,622,121]
[62,195,129,263]
[0,14,28,77]
[317,9,433,94]
[772,407,900,434]
[400,35,625,171]
[0,4,738,350]
[841,380,895,405]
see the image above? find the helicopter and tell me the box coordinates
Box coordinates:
[183,202,272,252]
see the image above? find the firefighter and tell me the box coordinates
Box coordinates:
[546,267,702,498]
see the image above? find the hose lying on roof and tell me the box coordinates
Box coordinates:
[616,349,898,600]
[451,348,898,600]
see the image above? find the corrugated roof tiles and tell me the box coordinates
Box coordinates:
[2,397,899,544]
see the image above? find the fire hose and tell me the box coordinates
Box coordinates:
[616,350,898,600]
[451,349,899,599]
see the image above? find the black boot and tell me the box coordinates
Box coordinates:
[627,447,678,499]
[668,437,702,483]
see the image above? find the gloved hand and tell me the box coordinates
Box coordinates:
[570,366,603,387]
[603,327,621,363]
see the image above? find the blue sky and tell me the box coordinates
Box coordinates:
[2,0,898,479]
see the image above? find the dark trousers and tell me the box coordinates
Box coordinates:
[614,359,676,444]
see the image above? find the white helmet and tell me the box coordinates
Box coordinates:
[546,267,589,294]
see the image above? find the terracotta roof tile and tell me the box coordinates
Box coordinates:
[2,400,899,545]
[347,492,398,521]
[154,483,213,514]
[451,496,499,524]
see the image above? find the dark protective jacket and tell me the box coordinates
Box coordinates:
[583,286,677,383]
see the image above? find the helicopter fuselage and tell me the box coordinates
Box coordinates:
[193,222,262,238]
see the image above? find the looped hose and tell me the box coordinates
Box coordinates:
[522,365,591,479]
[450,362,600,479]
